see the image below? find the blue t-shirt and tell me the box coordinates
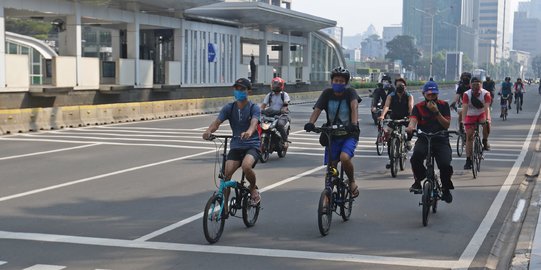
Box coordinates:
[501,82,512,96]
[218,101,261,149]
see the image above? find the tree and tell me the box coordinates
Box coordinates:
[462,55,474,75]
[385,35,421,71]
[532,55,541,79]
[6,18,53,40]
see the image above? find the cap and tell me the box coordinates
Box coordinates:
[395,77,407,86]
[470,77,481,84]
[232,78,252,90]
[423,81,439,94]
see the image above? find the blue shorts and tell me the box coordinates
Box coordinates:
[323,137,358,165]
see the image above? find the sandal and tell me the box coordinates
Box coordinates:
[350,183,359,198]
[250,190,261,206]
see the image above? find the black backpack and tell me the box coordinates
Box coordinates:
[268,92,285,107]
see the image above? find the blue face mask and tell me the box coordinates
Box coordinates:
[234,90,247,101]
[332,83,346,93]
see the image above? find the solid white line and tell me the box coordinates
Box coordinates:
[135,166,325,242]
[23,265,66,270]
[0,143,100,161]
[512,199,526,222]
[0,261,6,266]
[456,100,541,269]
[0,150,216,203]
[0,230,464,268]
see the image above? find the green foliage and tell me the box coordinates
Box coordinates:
[5,18,53,40]
[532,55,541,79]
[350,80,425,89]
[385,35,421,70]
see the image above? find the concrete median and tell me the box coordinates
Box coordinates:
[62,106,84,128]
[80,106,100,126]
[0,110,25,134]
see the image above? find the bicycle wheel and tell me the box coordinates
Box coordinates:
[399,141,406,171]
[475,137,483,172]
[456,132,465,157]
[340,182,353,221]
[390,137,399,177]
[242,190,260,227]
[376,130,384,156]
[203,194,226,244]
[259,137,270,163]
[422,181,432,227]
[472,137,479,179]
[318,189,332,236]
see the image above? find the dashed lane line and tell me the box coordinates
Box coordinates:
[0,143,100,161]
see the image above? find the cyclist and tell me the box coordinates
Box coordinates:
[450,72,472,134]
[501,77,513,109]
[261,76,291,147]
[406,81,454,203]
[483,76,496,107]
[499,77,513,117]
[514,78,525,111]
[371,74,395,123]
[202,78,262,208]
[304,66,360,198]
[378,77,414,153]
[462,77,492,170]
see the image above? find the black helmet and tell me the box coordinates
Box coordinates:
[330,66,350,83]
[381,74,391,83]
[505,77,511,82]
[460,72,472,80]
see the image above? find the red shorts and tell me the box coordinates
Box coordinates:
[464,113,486,131]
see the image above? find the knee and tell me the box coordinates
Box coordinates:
[340,153,351,163]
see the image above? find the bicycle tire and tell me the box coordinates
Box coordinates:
[318,189,332,236]
[472,137,479,178]
[399,140,406,171]
[340,182,353,221]
[376,130,384,156]
[432,181,438,214]
[456,133,465,157]
[476,136,483,172]
[390,137,399,177]
[203,194,226,244]
[242,190,260,227]
[422,181,432,227]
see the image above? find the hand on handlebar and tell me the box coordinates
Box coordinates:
[304,122,315,132]
[202,131,212,140]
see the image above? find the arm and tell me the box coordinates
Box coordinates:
[406,117,418,133]
[350,98,359,125]
[241,117,260,140]
[379,95,392,120]
[308,108,322,124]
[202,118,224,140]
[408,95,414,115]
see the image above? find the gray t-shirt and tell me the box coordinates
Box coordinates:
[262,91,291,111]
[218,101,261,149]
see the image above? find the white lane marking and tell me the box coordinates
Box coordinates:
[0,261,6,265]
[0,150,216,203]
[456,100,541,269]
[23,265,66,270]
[285,152,516,162]
[135,166,325,242]
[512,199,526,222]
[0,138,216,150]
[0,144,100,161]
[0,230,464,268]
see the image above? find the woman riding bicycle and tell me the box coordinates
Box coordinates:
[304,67,361,198]
[514,78,525,111]
[406,81,454,203]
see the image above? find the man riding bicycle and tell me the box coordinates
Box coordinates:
[406,81,454,203]
[499,77,513,117]
[483,76,496,107]
[261,76,291,147]
[514,78,525,111]
[202,78,262,209]
[462,77,492,170]
[371,74,395,123]
[378,78,414,163]
[450,72,472,134]
[304,67,360,198]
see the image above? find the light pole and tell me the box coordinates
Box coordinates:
[414,8,436,79]
[443,21,460,80]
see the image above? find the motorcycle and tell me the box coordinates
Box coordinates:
[259,109,290,163]
[372,102,383,125]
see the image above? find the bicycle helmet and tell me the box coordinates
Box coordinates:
[330,66,350,83]
[381,74,391,83]
[271,77,285,92]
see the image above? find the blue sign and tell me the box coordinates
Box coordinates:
[208,43,217,63]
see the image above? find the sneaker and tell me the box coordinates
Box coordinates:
[442,189,453,203]
[464,158,472,170]
[482,139,491,151]
[409,182,422,194]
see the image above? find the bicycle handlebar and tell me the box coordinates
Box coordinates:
[207,134,235,141]
[309,125,347,134]
[413,130,458,138]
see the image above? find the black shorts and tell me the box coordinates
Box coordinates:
[227,148,261,163]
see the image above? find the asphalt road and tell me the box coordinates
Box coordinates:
[0,85,539,270]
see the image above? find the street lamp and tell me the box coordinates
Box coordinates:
[414,8,436,79]
[442,21,460,80]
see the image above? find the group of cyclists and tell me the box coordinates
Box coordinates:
[201,66,529,215]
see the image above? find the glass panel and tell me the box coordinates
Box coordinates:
[32,64,40,75]
[102,61,116,78]
[21,46,29,55]
[184,30,189,83]
[193,31,198,84]
[8,43,18,54]
[32,49,41,62]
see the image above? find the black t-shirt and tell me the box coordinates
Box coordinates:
[411,100,451,134]
[456,83,469,96]
[483,80,495,92]
[314,88,359,126]
[389,92,411,120]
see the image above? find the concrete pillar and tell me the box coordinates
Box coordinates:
[259,34,268,84]
[0,4,5,88]
[281,32,292,82]
[65,4,82,86]
[127,17,140,86]
[174,22,184,84]
[302,33,312,83]
[111,29,120,61]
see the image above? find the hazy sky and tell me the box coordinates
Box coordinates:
[292,0,521,36]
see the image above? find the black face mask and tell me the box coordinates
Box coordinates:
[396,85,405,93]
[461,78,470,85]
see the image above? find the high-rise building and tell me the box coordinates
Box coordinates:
[477,0,511,65]
[513,10,541,57]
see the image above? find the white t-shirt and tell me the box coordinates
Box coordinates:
[463,89,491,116]
[263,91,291,111]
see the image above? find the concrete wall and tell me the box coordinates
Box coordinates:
[78,57,100,90]
[52,56,77,87]
[5,54,29,90]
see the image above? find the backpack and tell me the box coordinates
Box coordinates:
[268,91,285,107]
